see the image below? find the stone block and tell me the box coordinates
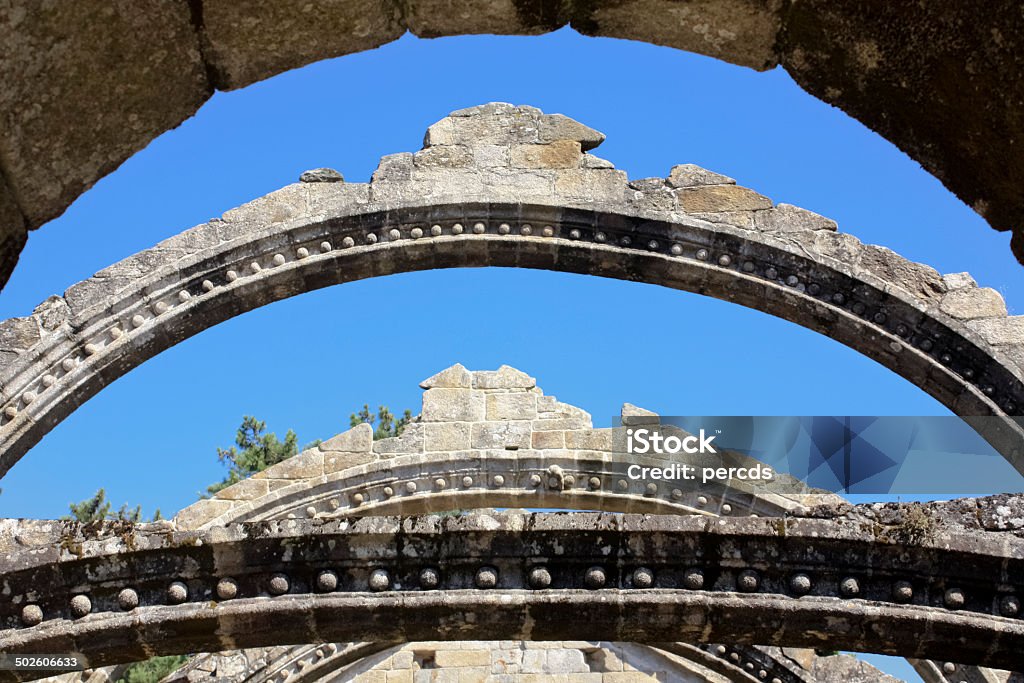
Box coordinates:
[0,1,209,228]
[537,395,560,413]
[201,0,402,89]
[253,449,322,480]
[372,153,415,183]
[676,184,773,213]
[752,203,837,232]
[404,0,565,38]
[586,648,624,672]
[968,317,1024,346]
[424,104,543,147]
[174,499,235,530]
[473,145,510,169]
[324,450,376,474]
[581,154,615,169]
[667,164,735,188]
[422,389,486,422]
[63,275,128,319]
[433,650,490,667]
[510,141,582,169]
[414,145,474,169]
[221,184,310,226]
[533,416,592,431]
[214,478,270,501]
[576,0,782,70]
[539,114,606,150]
[490,647,523,674]
[0,317,39,353]
[420,364,473,389]
[553,168,628,203]
[472,366,536,390]
[487,392,538,420]
[532,430,565,449]
[859,244,946,303]
[386,670,413,683]
[602,673,659,682]
[321,423,374,453]
[943,272,977,290]
[424,422,472,452]
[521,649,546,672]
[472,422,532,450]
[545,649,588,673]
[621,403,659,424]
[939,287,1007,320]
[32,296,70,332]
[391,651,414,670]
[373,423,425,455]
[565,429,614,451]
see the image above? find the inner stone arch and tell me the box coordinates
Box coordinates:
[0,104,1022,482]
[8,365,1017,682]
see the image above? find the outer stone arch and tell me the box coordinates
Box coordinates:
[2,2,1022,286]
[1,104,1022,481]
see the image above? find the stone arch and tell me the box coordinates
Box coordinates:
[1,2,1022,287]
[6,367,1017,681]
[1,104,1023,481]
[2,505,1022,671]
[165,365,1009,683]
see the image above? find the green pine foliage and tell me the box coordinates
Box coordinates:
[67,404,414,519]
[64,488,160,523]
[205,416,300,496]
[349,404,413,440]
[116,654,188,683]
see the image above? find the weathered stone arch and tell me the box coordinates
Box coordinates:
[1,104,1022,481]
[166,366,1013,683]
[1,2,1022,287]
[7,367,1017,681]
[1,505,1022,672]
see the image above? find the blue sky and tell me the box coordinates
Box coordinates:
[1,28,1020,679]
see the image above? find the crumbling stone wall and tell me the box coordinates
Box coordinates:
[174,364,812,530]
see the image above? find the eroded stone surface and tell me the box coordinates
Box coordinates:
[0,104,1022,488]
[1,3,1022,291]
[0,1,209,230]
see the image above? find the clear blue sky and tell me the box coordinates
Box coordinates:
[2,28,1021,679]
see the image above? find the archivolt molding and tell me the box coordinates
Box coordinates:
[0,104,1022,480]
[153,367,898,683]
[0,504,1022,674]
[16,365,1013,682]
